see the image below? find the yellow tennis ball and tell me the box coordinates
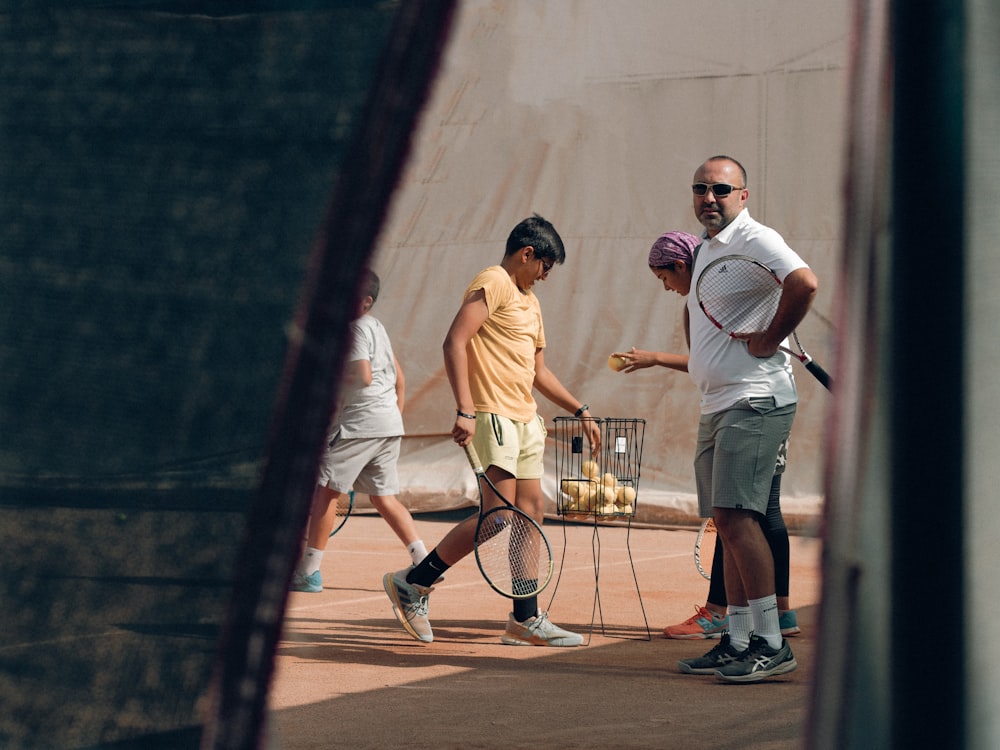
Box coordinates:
[616,486,637,505]
[600,472,618,491]
[608,354,627,372]
[622,503,634,514]
[581,460,600,478]
[561,479,581,498]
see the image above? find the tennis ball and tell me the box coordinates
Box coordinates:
[561,479,581,498]
[600,472,618,490]
[581,460,600,478]
[616,486,637,505]
[622,503,634,514]
[608,354,627,372]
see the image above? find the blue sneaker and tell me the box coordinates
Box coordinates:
[779,609,801,637]
[290,570,322,593]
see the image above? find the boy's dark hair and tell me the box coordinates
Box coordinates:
[359,269,380,305]
[505,214,566,266]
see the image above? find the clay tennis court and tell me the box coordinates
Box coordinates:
[270,512,822,749]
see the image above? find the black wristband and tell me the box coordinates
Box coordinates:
[456,409,476,420]
[574,403,589,418]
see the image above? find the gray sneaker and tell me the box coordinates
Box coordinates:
[382,569,434,643]
[501,612,583,647]
[677,633,743,674]
[714,634,797,683]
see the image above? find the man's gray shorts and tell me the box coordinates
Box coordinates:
[694,397,796,517]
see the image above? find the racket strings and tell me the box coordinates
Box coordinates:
[698,262,781,334]
[476,508,549,597]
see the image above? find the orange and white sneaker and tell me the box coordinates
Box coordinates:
[663,605,729,640]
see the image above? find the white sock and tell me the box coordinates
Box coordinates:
[407,540,429,565]
[301,547,324,576]
[727,606,753,651]
[749,593,781,649]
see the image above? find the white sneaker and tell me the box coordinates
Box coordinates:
[383,569,434,643]
[501,611,583,647]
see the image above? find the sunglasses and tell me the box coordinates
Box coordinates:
[691,182,745,197]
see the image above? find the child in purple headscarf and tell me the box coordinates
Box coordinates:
[609,230,700,373]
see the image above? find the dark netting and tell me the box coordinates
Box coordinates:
[0,5,399,749]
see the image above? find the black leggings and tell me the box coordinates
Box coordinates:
[706,473,790,606]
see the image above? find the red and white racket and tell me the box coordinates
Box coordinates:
[696,254,832,390]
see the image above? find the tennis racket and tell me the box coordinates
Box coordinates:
[328,490,354,537]
[696,254,832,390]
[464,443,554,599]
[694,517,716,580]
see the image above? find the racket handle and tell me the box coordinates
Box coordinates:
[463,443,485,474]
[805,360,833,391]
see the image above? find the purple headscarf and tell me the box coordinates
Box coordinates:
[647,231,700,268]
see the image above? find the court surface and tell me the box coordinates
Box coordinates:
[271,512,822,749]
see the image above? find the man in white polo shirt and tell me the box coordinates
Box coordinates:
[677,155,819,683]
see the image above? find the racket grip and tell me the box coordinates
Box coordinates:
[805,360,833,391]
[463,443,485,474]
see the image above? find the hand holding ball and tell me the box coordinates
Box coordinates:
[608,354,628,372]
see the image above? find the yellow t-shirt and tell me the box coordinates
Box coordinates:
[465,265,545,424]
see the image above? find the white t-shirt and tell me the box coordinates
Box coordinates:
[686,209,808,414]
[335,314,404,438]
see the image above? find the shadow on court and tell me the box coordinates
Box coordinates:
[0,501,820,749]
[270,514,821,750]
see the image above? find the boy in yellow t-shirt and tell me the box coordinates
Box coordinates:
[383,215,600,645]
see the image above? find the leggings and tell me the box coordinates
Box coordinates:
[706,473,790,606]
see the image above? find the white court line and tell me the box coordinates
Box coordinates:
[284,549,691,614]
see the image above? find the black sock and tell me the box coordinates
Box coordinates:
[513,596,538,623]
[407,549,449,588]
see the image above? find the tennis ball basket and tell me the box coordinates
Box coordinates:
[553,417,645,521]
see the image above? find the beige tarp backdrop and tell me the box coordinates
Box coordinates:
[361,0,848,528]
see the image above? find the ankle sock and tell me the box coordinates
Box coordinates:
[407,540,429,565]
[749,594,781,649]
[513,597,538,623]
[407,549,449,587]
[727,606,752,650]
[301,547,323,576]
